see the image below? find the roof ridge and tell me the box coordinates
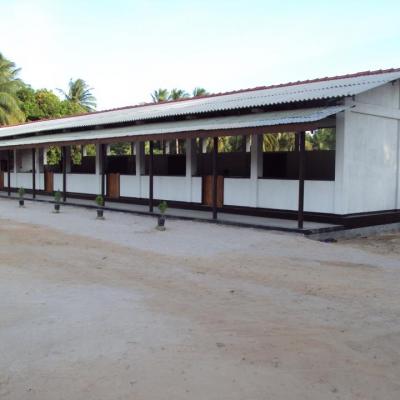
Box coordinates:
[1,67,400,130]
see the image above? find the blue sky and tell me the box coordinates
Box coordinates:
[1,0,399,110]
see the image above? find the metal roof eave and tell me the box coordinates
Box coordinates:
[0,106,344,150]
[0,69,398,139]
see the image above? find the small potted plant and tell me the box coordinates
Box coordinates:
[95,195,105,219]
[53,190,61,213]
[18,187,25,207]
[157,200,167,230]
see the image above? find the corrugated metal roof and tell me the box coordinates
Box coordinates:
[0,68,398,139]
[0,106,344,148]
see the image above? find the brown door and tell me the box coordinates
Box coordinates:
[0,172,3,190]
[202,175,223,207]
[44,172,54,193]
[107,173,120,198]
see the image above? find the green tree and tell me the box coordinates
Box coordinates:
[151,87,208,102]
[192,87,209,97]
[18,86,87,121]
[46,146,62,165]
[169,88,189,100]
[109,142,132,155]
[277,132,296,151]
[151,88,169,103]
[18,87,64,121]
[306,128,335,150]
[0,53,25,125]
[263,134,278,151]
[218,136,244,152]
[263,133,295,152]
[71,145,83,165]
[85,144,96,156]
[58,78,96,112]
[60,99,86,116]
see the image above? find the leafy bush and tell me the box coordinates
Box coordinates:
[95,195,104,207]
[54,190,61,203]
[158,200,167,214]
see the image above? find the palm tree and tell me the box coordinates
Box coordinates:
[169,88,189,101]
[151,88,169,103]
[263,132,296,152]
[263,134,278,152]
[192,87,209,97]
[58,78,96,112]
[277,132,296,151]
[0,53,25,125]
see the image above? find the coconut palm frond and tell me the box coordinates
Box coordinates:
[59,78,97,112]
[263,134,279,152]
[0,107,8,125]
[0,92,25,125]
[151,88,169,103]
[192,87,209,97]
[0,53,21,82]
[169,88,189,100]
[0,53,25,126]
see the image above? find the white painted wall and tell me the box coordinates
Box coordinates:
[224,178,335,213]
[334,81,400,214]
[3,151,44,190]
[16,149,32,172]
[258,179,299,211]
[120,175,141,198]
[54,173,63,192]
[120,175,202,203]
[190,177,202,203]
[67,174,99,195]
[3,172,14,188]
[224,178,254,207]
[12,173,33,189]
[140,176,149,198]
[185,138,198,203]
[121,139,201,203]
[304,181,335,213]
[37,173,45,190]
[40,174,95,195]
[153,176,189,202]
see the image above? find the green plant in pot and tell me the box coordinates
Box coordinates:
[18,187,25,207]
[95,195,105,219]
[53,190,61,213]
[157,200,167,231]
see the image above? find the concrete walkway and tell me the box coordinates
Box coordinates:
[0,192,341,234]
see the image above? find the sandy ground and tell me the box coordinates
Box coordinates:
[0,198,399,400]
[339,233,400,256]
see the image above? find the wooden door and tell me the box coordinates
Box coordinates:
[44,172,54,193]
[202,175,223,207]
[107,173,120,198]
[0,172,3,190]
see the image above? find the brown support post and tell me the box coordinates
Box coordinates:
[294,133,300,151]
[149,140,154,212]
[198,138,203,153]
[242,135,247,152]
[212,136,218,220]
[32,148,36,199]
[298,131,306,229]
[62,146,67,201]
[101,144,106,201]
[7,150,11,196]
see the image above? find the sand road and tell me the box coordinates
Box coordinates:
[0,198,399,399]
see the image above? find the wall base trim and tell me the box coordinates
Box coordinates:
[2,188,400,230]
